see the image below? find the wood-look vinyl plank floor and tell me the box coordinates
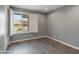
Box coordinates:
[6,37,79,54]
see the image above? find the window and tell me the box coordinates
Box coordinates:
[13,13,29,34]
[10,9,38,35]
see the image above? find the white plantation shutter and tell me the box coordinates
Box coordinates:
[29,14,38,33]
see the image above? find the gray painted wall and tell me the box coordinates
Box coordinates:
[47,5,79,47]
[0,6,6,53]
[0,35,4,53]
[11,9,47,41]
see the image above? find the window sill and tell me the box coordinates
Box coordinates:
[10,31,38,36]
[15,31,31,34]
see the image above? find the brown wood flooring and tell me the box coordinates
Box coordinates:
[6,37,79,54]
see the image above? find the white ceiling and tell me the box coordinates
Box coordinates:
[12,5,64,13]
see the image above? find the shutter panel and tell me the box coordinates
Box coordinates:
[29,14,38,33]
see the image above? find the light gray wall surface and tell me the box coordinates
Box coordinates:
[11,9,47,41]
[0,35,4,53]
[47,5,79,47]
[0,6,5,53]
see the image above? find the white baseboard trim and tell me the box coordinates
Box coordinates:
[10,36,47,44]
[10,35,79,51]
[46,36,79,51]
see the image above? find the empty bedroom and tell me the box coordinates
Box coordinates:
[0,5,79,54]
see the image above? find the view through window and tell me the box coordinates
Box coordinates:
[13,13,29,33]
